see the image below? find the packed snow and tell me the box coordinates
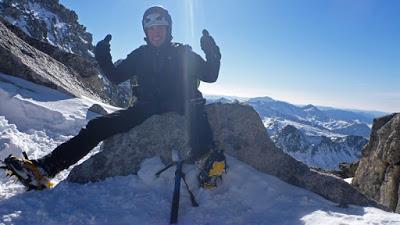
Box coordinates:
[1,73,400,224]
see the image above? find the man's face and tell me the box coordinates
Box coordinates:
[146,25,168,47]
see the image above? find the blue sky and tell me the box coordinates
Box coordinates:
[60,0,400,112]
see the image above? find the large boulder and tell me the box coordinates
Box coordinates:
[67,103,381,208]
[67,112,191,183]
[352,113,400,212]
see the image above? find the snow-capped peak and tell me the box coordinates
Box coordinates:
[247,96,275,103]
[302,104,319,112]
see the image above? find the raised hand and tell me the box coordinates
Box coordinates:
[200,29,221,61]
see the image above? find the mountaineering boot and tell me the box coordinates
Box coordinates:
[197,149,227,189]
[1,154,53,190]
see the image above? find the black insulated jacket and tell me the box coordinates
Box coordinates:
[96,42,220,114]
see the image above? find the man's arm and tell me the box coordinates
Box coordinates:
[196,29,221,83]
[95,35,138,85]
[190,50,220,83]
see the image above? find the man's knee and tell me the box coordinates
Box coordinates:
[82,116,115,141]
[85,117,103,131]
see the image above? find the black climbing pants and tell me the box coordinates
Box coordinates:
[37,101,214,177]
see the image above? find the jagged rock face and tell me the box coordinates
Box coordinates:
[67,103,380,209]
[88,104,108,116]
[274,125,309,153]
[352,113,400,212]
[273,124,368,169]
[2,19,98,79]
[0,0,94,58]
[0,19,104,102]
[0,17,132,107]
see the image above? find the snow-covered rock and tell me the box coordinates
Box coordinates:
[273,125,368,169]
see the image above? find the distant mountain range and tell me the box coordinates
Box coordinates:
[205,95,389,169]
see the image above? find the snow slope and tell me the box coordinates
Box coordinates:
[1,74,400,224]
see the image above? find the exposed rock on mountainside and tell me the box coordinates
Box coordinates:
[0,16,116,100]
[0,19,105,102]
[0,0,133,107]
[0,0,94,58]
[0,17,133,107]
[68,103,380,209]
[352,113,400,212]
[0,17,98,78]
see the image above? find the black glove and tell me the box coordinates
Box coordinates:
[95,34,112,63]
[200,29,221,61]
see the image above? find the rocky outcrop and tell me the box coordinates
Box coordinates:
[0,16,116,100]
[0,19,104,102]
[0,1,133,107]
[0,0,94,58]
[352,113,400,212]
[67,103,381,209]
[337,161,359,178]
[88,104,108,116]
[305,160,360,179]
[0,18,134,107]
[0,16,98,77]
[0,16,134,107]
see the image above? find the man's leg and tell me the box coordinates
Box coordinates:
[189,103,226,188]
[37,101,158,177]
[188,103,215,161]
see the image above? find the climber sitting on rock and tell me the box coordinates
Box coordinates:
[2,6,225,190]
